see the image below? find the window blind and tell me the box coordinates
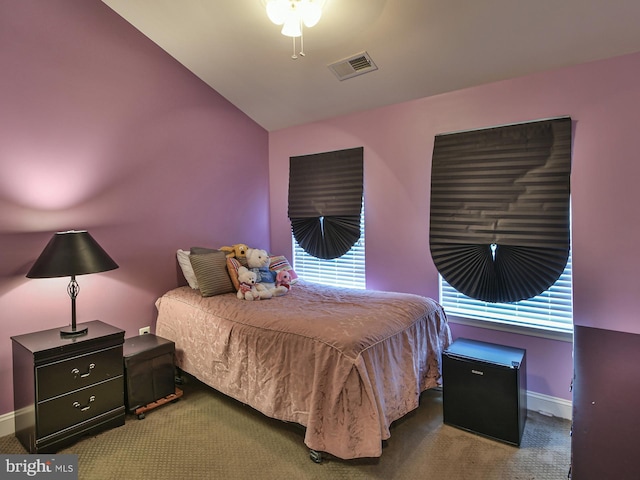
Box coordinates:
[430,117,572,303]
[440,248,573,332]
[293,201,366,289]
[288,147,363,260]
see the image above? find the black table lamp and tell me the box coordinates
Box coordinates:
[26,230,119,338]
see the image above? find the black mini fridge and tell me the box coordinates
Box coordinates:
[442,338,527,446]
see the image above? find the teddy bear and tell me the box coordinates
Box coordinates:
[276,269,292,291]
[220,243,249,260]
[236,266,272,300]
[245,248,276,283]
[245,248,288,296]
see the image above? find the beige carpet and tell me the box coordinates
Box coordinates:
[0,375,571,480]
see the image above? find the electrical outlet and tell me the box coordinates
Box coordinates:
[139,326,151,335]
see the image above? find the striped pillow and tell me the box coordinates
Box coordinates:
[269,255,299,284]
[189,251,235,297]
[226,257,242,291]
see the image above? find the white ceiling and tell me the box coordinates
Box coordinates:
[102,0,640,131]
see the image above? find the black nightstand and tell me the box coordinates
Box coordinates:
[11,320,125,453]
[123,334,181,419]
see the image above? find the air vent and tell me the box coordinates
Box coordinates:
[328,52,378,81]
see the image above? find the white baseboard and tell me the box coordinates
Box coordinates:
[0,410,15,437]
[0,390,573,439]
[527,391,572,420]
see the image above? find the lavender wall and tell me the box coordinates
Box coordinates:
[0,1,269,416]
[269,51,640,402]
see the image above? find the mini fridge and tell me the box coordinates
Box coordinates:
[443,338,527,446]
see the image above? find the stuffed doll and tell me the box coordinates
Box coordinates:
[276,269,292,291]
[236,266,272,300]
[220,243,249,260]
[245,248,287,296]
[245,248,277,284]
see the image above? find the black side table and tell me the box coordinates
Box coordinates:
[123,334,182,419]
[11,320,125,453]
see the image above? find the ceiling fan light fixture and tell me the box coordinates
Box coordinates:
[265,0,325,58]
[281,11,302,37]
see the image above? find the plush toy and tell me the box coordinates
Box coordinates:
[220,243,249,260]
[236,266,272,300]
[245,248,277,283]
[276,269,292,291]
[245,248,287,296]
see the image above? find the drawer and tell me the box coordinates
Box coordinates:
[37,376,123,438]
[36,346,123,400]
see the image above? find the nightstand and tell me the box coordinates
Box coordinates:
[11,320,125,453]
[123,334,181,419]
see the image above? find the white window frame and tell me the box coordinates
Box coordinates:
[292,204,365,289]
[440,249,573,341]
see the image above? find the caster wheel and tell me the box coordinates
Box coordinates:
[137,413,145,420]
[309,449,323,464]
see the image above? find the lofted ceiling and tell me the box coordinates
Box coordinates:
[102,0,640,131]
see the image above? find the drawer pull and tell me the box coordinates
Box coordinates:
[71,363,95,379]
[73,395,96,412]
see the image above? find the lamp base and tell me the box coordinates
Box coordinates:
[60,325,88,338]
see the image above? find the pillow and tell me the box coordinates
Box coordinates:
[189,250,235,297]
[190,246,218,255]
[176,249,199,289]
[226,257,242,291]
[269,255,299,284]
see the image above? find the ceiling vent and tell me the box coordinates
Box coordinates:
[328,52,378,81]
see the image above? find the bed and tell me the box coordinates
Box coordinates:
[155,279,451,460]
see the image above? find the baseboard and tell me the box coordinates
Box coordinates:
[0,410,14,437]
[527,391,572,420]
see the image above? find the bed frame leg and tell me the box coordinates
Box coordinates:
[309,449,323,464]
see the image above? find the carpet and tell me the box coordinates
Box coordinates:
[0,375,571,480]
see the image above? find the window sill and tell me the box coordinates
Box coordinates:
[447,314,573,343]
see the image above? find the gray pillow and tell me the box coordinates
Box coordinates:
[190,246,219,255]
[189,250,235,297]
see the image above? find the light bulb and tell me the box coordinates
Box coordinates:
[301,1,322,28]
[266,0,288,25]
[281,14,302,37]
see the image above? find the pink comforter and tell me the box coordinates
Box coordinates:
[155,281,451,459]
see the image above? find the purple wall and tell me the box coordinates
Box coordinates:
[269,51,640,402]
[0,1,269,415]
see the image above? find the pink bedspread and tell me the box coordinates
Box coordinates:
[155,281,451,459]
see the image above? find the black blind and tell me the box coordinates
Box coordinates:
[288,147,363,259]
[430,118,572,303]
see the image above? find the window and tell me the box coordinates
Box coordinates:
[288,147,364,289]
[430,118,573,337]
[440,247,573,334]
[292,203,365,289]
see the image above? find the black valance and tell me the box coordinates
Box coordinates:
[430,118,572,303]
[289,148,363,259]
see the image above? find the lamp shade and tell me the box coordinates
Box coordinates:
[27,230,118,279]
